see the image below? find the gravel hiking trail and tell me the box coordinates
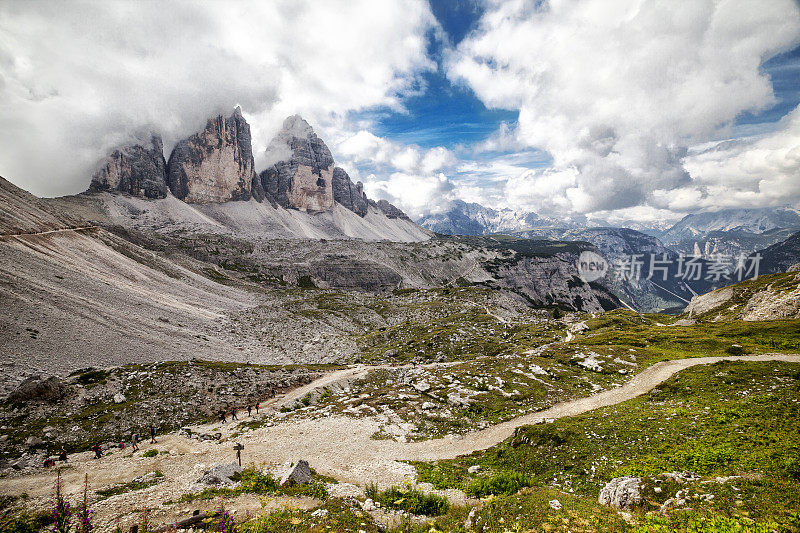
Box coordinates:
[2,353,798,524]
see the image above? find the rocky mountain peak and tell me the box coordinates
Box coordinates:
[167,108,255,204]
[254,115,335,212]
[280,114,315,139]
[89,133,168,199]
[254,115,409,220]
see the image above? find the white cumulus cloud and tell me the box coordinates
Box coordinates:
[0,0,437,196]
[447,0,800,217]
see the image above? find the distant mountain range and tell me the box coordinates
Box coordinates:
[417,200,584,236]
[416,202,800,259]
[659,206,800,243]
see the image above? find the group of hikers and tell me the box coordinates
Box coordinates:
[219,402,259,423]
[43,425,161,466]
[45,399,267,467]
[89,425,158,459]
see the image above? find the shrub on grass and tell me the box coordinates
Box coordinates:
[465,471,531,498]
[376,483,449,516]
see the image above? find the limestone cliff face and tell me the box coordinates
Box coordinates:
[254,115,335,212]
[332,167,368,217]
[167,108,254,204]
[255,115,409,220]
[90,134,168,199]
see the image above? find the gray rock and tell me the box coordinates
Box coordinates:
[256,115,334,212]
[280,459,311,485]
[360,498,377,511]
[332,167,368,217]
[198,462,242,485]
[372,199,411,221]
[90,134,168,199]
[598,476,643,509]
[133,471,162,483]
[464,507,477,530]
[168,107,254,203]
[467,465,481,474]
[113,393,126,404]
[421,402,436,410]
[24,436,45,448]
[548,499,562,510]
[447,392,472,408]
[661,471,701,483]
[413,381,431,393]
[9,375,65,403]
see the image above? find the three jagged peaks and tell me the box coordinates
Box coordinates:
[89,109,407,220]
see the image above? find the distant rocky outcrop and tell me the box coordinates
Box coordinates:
[167,107,255,204]
[373,199,410,221]
[90,134,168,199]
[79,109,415,224]
[254,115,334,212]
[685,267,800,321]
[332,167,368,217]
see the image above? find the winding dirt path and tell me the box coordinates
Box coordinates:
[2,353,798,525]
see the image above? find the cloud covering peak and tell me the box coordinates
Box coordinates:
[0,0,436,197]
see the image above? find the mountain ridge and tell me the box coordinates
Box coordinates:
[87,110,411,224]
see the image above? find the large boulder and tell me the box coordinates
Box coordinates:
[280,459,311,485]
[90,134,169,199]
[8,375,66,403]
[598,476,643,509]
[197,462,242,486]
[255,115,335,212]
[167,107,255,203]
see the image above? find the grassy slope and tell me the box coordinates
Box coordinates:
[414,360,800,531]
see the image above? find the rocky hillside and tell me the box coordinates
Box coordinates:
[684,263,800,321]
[0,176,82,235]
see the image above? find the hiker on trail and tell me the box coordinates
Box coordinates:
[231,408,238,421]
[120,440,126,450]
[132,432,139,451]
[255,402,259,414]
[247,405,252,417]
[220,411,227,424]
[44,457,55,467]
[91,444,102,459]
[58,450,67,462]
[150,425,157,444]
